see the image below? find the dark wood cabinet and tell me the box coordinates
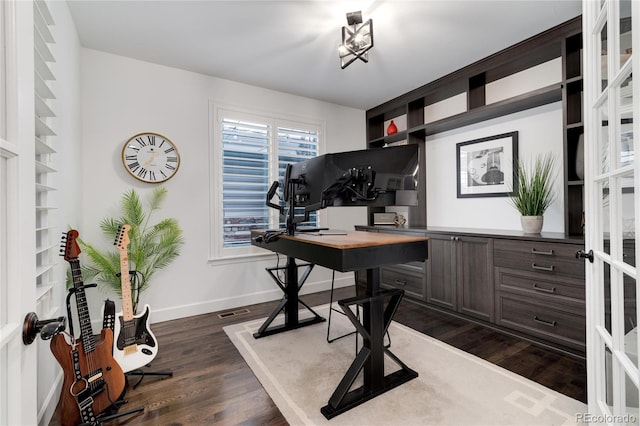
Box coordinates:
[425,235,456,310]
[381,262,426,301]
[426,233,494,322]
[494,238,586,351]
[357,226,585,354]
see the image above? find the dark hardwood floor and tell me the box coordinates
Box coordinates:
[49,286,586,425]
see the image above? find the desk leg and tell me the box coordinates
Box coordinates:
[320,268,418,419]
[253,256,325,339]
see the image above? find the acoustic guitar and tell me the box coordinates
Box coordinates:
[112,224,158,372]
[51,230,126,426]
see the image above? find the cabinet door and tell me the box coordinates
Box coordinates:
[426,235,457,310]
[457,236,494,322]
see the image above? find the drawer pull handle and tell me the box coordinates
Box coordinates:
[394,280,407,286]
[533,316,557,327]
[532,263,555,272]
[532,248,554,256]
[533,284,556,293]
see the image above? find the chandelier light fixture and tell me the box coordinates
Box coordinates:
[338,11,374,69]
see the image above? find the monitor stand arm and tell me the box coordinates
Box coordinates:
[265,179,308,235]
[322,166,376,205]
[285,179,309,236]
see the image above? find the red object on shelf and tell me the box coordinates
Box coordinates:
[387,120,398,135]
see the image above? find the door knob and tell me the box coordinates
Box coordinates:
[22,312,66,345]
[576,249,594,263]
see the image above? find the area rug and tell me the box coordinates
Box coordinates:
[224,304,587,425]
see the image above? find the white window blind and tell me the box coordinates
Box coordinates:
[221,118,271,248]
[216,110,320,256]
[276,125,319,229]
[33,0,57,313]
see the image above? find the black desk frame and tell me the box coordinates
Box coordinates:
[321,271,417,418]
[251,231,427,419]
[253,258,325,338]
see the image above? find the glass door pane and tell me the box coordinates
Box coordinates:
[601,23,609,92]
[623,273,637,362]
[619,1,632,67]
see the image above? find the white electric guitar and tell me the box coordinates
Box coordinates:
[112,224,158,372]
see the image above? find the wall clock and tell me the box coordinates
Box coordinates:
[122,132,180,183]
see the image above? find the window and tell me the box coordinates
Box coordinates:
[212,107,322,259]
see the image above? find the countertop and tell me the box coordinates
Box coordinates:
[355,225,585,244]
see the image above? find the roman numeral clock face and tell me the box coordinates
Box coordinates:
[122,132,180,183]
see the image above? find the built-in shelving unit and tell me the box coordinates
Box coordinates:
[365,16,584,236]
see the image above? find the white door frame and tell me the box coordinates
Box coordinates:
[0,0,38,424]
[584,0,639,421]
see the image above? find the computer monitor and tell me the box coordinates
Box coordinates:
[321,144,419,209]
[278,144,419,232]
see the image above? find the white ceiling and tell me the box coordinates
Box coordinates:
[66,0,582,111]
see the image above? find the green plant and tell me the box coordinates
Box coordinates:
[509,153,556,216]
[76,186,184,312]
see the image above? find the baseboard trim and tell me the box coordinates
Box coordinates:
[147,276,354,324]
[38,369,62,426]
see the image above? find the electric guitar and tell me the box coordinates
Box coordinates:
[51,230,126,426]
[112,224,158,372]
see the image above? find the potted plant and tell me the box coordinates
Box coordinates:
[77,186,184,313]
[509,152,556,234]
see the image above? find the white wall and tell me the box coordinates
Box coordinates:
[426,102,565,233]
[79,49,366,323]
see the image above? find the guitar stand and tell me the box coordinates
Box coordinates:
[82,405,145,426]
[66,285,146,424]
[126,367,174,389]
[123,271,174,389]
[253,257,325,339]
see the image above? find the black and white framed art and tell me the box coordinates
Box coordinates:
[456,131,518,198]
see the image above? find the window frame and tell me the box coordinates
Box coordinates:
[209,103,325,261]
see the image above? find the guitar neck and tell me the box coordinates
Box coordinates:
[119,251,135,321]
[69,259,96,354]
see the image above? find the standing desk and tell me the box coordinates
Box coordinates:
[250,230,428,419]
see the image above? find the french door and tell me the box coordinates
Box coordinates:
[584,0,639,421]
[0,1,38,424]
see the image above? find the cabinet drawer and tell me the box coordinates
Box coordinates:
[381,265,425,299]
[497,293,585,350]
[495,267,585,303]
[493,239,585,279]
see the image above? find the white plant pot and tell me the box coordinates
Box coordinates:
[521,215,543,234]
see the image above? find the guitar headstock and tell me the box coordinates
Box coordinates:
[60,230,81,261]
[114,224,131,252]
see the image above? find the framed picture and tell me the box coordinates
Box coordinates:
[456,131,518,198]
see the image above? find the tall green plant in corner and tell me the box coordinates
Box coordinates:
[78,186,184,313]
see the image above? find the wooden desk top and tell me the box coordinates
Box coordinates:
[251,230,428,272]
[276,230,428,249]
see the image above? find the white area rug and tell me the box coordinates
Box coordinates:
[224,304,587,425]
